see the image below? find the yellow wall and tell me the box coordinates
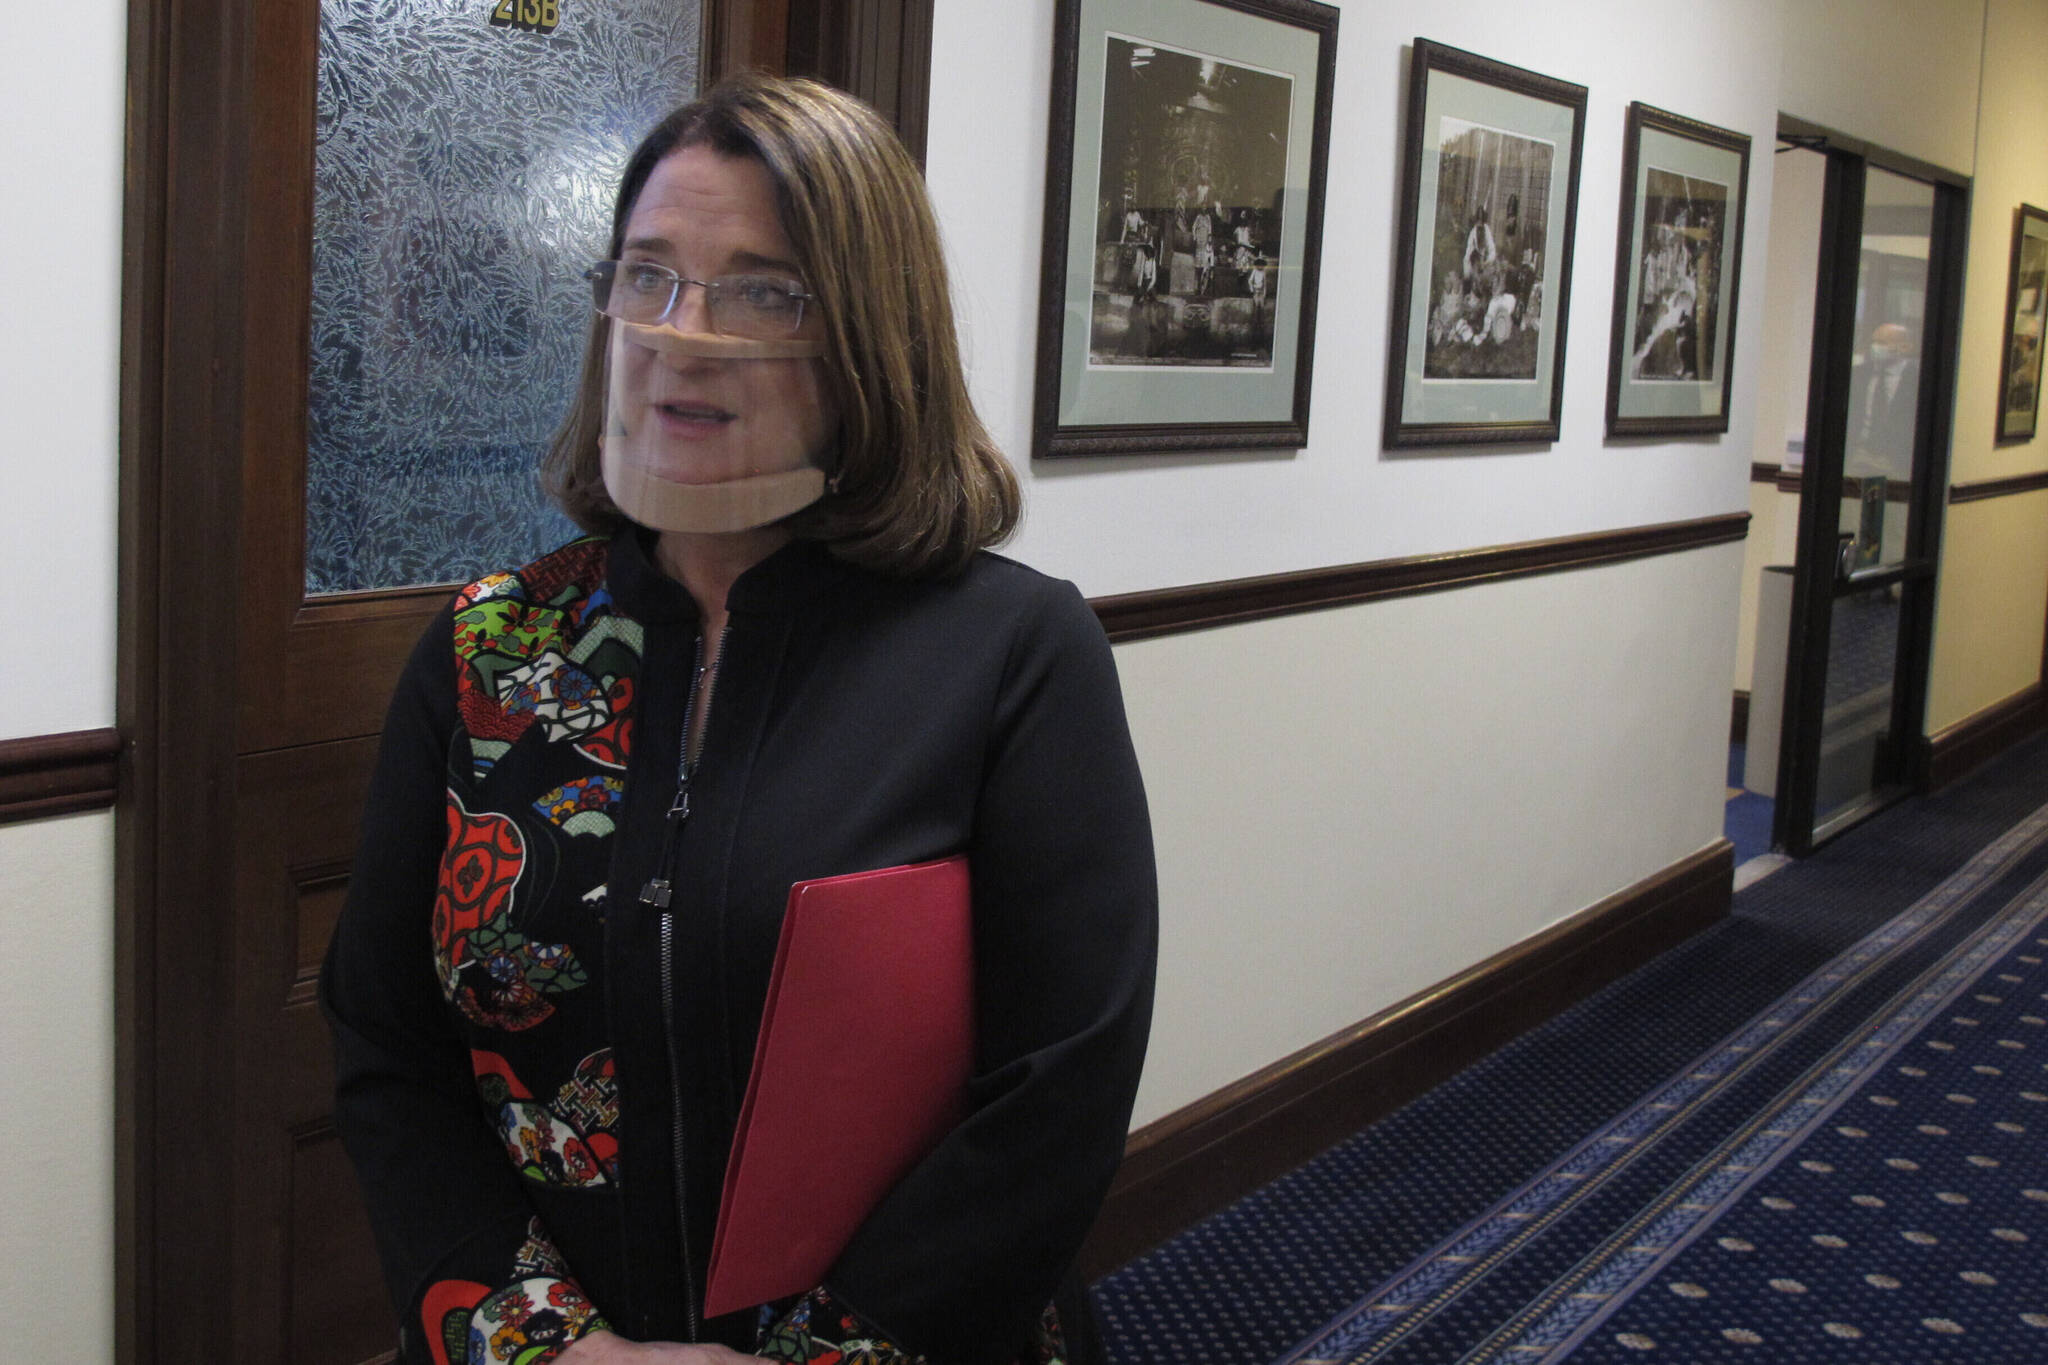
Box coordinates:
[1927,0,2048,730]
[1779,0,1983,174]
[1930,493,2048,731]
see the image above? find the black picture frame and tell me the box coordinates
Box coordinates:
[1996,202,2048,444]
[1032,0,1339,460]
[1604,102,1751,437]
[1383,39,1585,448]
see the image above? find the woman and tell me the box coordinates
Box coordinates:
[322,73,1157,1365]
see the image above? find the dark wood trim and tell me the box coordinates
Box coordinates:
[1751,461,1780,484]
[1076,839,1735,1277]
[1089,513,1748,643]
[781,0,932,165]
[1949,470,2048,503]
[117,0,171,1352]
[0,729,123,825]
[1775,113,1970,190]
[1731,689,1750,746]
[1776,466,1802,494]
[1920,684,2048,790]
[703,0,790,83]
[128,0,267,1355]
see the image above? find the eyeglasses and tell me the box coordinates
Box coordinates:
[584,259,816,339]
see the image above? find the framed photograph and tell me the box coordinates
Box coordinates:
[1032,0,1339,459]
[1605,103,1751,437]
[1996,203,2048,443]
[1384,39,1585,448]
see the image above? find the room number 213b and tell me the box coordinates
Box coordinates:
[490,0,560,34]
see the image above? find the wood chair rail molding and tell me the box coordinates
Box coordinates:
[1758,461,2048,505]
[1948,470,2048,503]
[1092,513,1749,644]
[0,728,122,825]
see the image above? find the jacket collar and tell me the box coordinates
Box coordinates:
[606,523,846,625]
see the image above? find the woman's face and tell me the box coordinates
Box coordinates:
[609,144,838,490]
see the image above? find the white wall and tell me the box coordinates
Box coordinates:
[0,0,125,1357]
[1119,544,1737,1122]
[1,13,122,736]
[928,0,1779,1125]
[1731,146,1821,694]
[0,817,116,1358]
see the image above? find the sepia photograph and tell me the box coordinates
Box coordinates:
[1605,102,1750,437]
[1034,0,1338,458]
[1629,167,1729,383]
[1384,39,1585,447]
[1420,116,1554,382]
[1088,36,1294,367]
[1997,203,2048,442]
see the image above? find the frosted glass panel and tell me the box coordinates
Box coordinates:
[308,0,701,594]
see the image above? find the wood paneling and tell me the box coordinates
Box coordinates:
[1091,513,1749,644]
[287,1125,396,1365]
[229,737,381,1362]
[784,0,934,165]
[0,728,121,825]
[1076,840,1735,1277]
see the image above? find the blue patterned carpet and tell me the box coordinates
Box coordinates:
[1093,735,2048,1364]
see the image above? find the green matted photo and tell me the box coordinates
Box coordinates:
[1996,203,2048,444]
[1032,0,1338,459]
[1383,38,1585,449]
[1605,102,1751,438]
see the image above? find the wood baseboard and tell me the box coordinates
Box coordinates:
[1921,684,2047,790]
[1076,838,1736,1278]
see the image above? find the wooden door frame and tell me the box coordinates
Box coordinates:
[114,0,932,1358]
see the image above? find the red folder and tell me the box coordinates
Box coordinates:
[701,855,974,1319]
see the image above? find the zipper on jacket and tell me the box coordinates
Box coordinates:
[640,625,726,1344]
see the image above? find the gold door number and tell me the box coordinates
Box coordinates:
[490,0,560,34]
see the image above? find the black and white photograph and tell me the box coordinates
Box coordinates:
[1034,0,1338,459]
[1384,39,1585,448]
[1997,202,2048,443]
[1605,102,1750,437]
[1628,167,1729,382]
[1420,117,1554,382]
[1088,36,1293,368]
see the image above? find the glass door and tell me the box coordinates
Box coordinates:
[1776,136,1963,855]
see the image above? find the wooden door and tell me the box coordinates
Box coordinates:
[121,1,929,1359]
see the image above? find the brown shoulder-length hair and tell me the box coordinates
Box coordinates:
[541,72,1020,579]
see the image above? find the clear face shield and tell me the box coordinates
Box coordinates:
[589,259,837,534]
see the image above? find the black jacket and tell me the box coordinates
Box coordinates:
[322,529,1157,1364]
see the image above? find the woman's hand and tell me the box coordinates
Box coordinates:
[556,1329,760,1363]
